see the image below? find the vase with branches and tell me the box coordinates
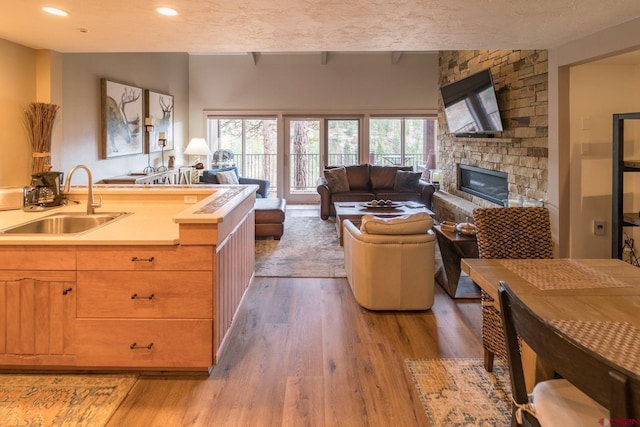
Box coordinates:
[24,102,60,175]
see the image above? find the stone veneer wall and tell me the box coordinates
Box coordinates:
[437,50,549,207]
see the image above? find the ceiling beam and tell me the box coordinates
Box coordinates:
[321,51,328,65]
[391,51,402,64]
[248,52,258,65]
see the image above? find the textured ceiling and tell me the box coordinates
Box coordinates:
[1,0,640,53]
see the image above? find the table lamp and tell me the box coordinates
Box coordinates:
[184,137,212,169]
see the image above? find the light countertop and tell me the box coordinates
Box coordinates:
[0,184,257,245]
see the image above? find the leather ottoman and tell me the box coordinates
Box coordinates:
[255,198,286,239]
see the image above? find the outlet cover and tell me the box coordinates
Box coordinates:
[184,195,198,204]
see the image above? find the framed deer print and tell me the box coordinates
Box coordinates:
[145,90,174,152]
[100,78,144,158]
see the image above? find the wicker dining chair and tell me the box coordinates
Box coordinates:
[472,206,553,372]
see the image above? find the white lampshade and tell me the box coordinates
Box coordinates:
[184,138,212,156]
[184,137,212,167]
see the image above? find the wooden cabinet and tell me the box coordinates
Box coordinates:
[76,245,211,271]
[76,319,211,368]
[76,271,212,318]
[0,196,255,372]
[0,267,76,366]
[75,245,215,370]
[0,246,75,270]
[612,112,640,260]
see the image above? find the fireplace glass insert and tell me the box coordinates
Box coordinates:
[458,164,508,205]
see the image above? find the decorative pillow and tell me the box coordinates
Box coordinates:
[215,170,239,184]
[324,167,350,193]
[393,170,422,192]
[344,164,370,190]
[370,166,401,190]
[360,212,434,235]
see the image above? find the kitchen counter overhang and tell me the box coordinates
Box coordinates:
[0,184,258,246]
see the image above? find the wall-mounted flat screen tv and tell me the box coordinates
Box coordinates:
[440,68,504,135]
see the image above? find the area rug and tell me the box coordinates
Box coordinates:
[255,216,346,277]
[0,373,138,427]
[405,358,512,427]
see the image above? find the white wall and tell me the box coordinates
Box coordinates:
[0,39,36,187]
[188,53,439,137]
[1,48,438,186]
[569,64,640,258]
[59,53,189,183]
[548,16,640,257]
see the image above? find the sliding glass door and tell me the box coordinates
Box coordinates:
[284,117,360,202]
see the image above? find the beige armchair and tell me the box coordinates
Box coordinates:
[342,214,436,310]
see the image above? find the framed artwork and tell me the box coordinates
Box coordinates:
[100,78,144,159]
[145,90,174,152]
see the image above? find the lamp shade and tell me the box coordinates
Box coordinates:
[184,138,212,156]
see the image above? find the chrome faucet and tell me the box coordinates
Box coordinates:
[63,165,102,215]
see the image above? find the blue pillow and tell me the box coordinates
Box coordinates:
[200,166,239,184]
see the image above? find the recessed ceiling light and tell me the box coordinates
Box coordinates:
[42,7,68,16]
[157,7,178,16]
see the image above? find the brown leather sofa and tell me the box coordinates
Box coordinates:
[316,164,436,220]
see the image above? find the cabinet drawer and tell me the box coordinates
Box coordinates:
[77,271,212,318]
[0,246,76,270]
[76,319,212,369]
[76,245,212,271]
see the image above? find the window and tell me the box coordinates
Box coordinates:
[327,119,359,166]
[369,117,437,173]
[207,117,277,190]
[205,112,435,199]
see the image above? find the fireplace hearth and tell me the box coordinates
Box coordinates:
[458,164,508,205]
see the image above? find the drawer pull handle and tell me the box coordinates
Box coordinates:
[62,287,73,295]
[131,256,155,263]
[130,342,154,350]
[131,293,155,300]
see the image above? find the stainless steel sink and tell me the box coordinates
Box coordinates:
[0,212,131,235]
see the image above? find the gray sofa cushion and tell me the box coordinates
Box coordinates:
[393,170,422,192]
[344,164,370,191]
[370,165,412,190]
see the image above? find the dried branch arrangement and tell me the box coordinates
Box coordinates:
[24,102,60,174]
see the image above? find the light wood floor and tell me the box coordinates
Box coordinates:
[108,283,483,426]
[107,205,484,427]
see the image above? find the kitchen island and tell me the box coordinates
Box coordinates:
[0,184,257,373]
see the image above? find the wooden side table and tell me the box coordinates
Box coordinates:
[433,224,480,298]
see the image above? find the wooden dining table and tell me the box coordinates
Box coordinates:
[461,258,640,389]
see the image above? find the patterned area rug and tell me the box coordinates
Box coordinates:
[255,216,346,277]
[0,374,138,427]
[405,358,512,427]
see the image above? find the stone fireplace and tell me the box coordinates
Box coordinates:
[431,50,549,222]
[432,49,549,222]
[458,164,508,206]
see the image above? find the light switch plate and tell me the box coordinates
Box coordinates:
[593,220,605,235]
